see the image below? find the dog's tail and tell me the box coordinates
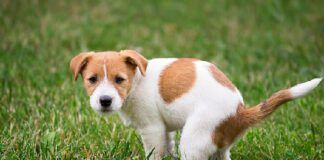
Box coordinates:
[213,78,322,148]
[239,78,322,127]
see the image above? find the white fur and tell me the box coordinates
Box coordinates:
[90,64,122,112]
[289,78,322,98]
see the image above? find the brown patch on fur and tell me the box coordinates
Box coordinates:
[71,51,147,98]
[159,58,197,103]
[209,64,236,91]
[212,89,293,148]
[212,103,246,148]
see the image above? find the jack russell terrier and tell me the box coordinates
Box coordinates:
[70,50,322,160]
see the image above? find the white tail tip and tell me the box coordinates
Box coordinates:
[289,78,322,98]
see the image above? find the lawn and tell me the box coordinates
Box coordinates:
[0,0,323,159]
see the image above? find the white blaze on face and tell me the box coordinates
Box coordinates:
[90,64,123,113]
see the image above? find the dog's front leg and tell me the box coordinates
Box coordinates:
[139,125,168,160]
[166,131,176,156]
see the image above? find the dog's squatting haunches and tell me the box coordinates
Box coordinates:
[70,50,322,160]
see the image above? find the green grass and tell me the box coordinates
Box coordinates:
[0,0,323,159]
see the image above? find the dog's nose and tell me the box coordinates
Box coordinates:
[99,96,112,108]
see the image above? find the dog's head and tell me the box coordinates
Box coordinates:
[70,50,147,113]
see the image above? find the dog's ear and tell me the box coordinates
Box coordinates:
[120,50,148,76]
[70,52,93,80]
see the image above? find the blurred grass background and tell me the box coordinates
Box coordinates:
[0,0,323,159]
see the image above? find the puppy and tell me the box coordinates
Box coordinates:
[70,50,322,160]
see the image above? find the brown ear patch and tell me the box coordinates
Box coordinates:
[70,52,93,80]
[159,58,197,104]
[120,50,148,76]
[209,64,236,91]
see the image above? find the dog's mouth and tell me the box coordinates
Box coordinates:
[100,108,113,113]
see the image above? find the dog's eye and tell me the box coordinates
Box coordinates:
[88,76,98,84]
[115,76,125,84]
